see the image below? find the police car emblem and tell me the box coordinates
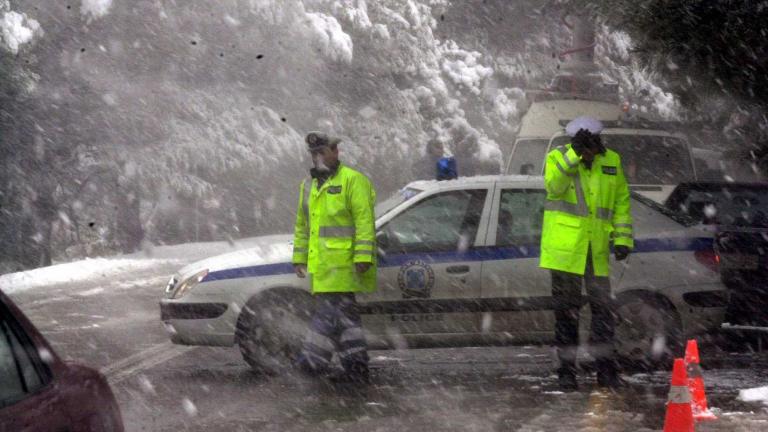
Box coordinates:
[398,260,435,298]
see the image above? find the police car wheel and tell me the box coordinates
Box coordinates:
[614,295,682,371]
[236,289,314,375]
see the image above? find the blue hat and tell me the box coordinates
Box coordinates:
[565,116,604,137]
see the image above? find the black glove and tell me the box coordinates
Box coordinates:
[590,134,607,155]
[614,245,631,261]
[572,130,606,157]
[570,135,587,156]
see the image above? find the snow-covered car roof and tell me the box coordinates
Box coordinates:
[404,175,545,192]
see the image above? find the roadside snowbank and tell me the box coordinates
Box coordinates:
[0,235,286,295]
[739,386,768,406]
[0,258,176,294]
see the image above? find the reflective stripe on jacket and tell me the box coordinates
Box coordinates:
[292,163,377,293]
[539,144,633,276]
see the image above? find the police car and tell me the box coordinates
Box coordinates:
[160,176,727,373]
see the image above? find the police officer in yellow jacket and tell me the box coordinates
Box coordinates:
[540,117,633,391]
[292,132,377,383]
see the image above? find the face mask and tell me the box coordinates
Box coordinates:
[313,153,330,172]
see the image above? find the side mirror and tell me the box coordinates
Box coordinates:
[376,230,390,256]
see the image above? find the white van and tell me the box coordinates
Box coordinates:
[505,99,698,203]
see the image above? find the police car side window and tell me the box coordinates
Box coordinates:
[496,189,546,247]
[384,189,487,253]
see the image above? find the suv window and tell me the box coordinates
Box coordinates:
[384,189,487,253]
[550,134,694,184]
[507,139,548,175]
[666,185,768,227]
[0,310,47,408]
[497,189,546,246]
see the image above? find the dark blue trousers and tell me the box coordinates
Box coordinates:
[552,248,617,374]
[296,293,368,375]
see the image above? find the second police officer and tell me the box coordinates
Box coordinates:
[539,117,634,391]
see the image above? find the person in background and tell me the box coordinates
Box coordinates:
[451,133,481,177]
[410,138,446,181]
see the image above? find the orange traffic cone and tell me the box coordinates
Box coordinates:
[685,339,717,421]
[663,358,695,432]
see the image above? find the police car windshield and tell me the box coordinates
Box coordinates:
[376,187,423,218]
[507,139,548,175]
[551,134,694,185]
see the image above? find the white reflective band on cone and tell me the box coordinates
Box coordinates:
[687,363,703,378]
[668,385,692,403]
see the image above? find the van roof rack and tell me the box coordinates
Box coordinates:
[557,117,674,131]
[526,73,620,104]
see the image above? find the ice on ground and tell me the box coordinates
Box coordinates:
[77,287,105,297]
[738,386,768,405]
[372,356,403,362]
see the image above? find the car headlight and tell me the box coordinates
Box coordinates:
[164,276,178,297]
[168,269,209,299]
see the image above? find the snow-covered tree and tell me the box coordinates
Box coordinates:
[0,0,708,270]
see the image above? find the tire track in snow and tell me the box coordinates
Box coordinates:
[102,342,196,385]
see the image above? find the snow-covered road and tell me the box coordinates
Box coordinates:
[5,240,768,431]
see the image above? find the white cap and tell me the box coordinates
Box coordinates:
[565,116,604,137]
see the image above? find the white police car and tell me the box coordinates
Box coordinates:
[160,176,727,373]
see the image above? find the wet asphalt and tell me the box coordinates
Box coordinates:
[8,260,768,431]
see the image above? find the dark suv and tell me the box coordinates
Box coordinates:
[665,182,768,342]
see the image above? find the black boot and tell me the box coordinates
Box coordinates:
[557,367,578,391]
[596,362,625,390]
[330,364,370,385]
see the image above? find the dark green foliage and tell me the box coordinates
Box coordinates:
[594,1,768,108]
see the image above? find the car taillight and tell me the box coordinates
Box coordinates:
[694,249,720,273]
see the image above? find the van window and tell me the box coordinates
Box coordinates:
[507,139,548,175]
[550,135,694,184]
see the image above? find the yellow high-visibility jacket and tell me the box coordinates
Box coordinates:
[292,163,377,293]
[540,144,633,276]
